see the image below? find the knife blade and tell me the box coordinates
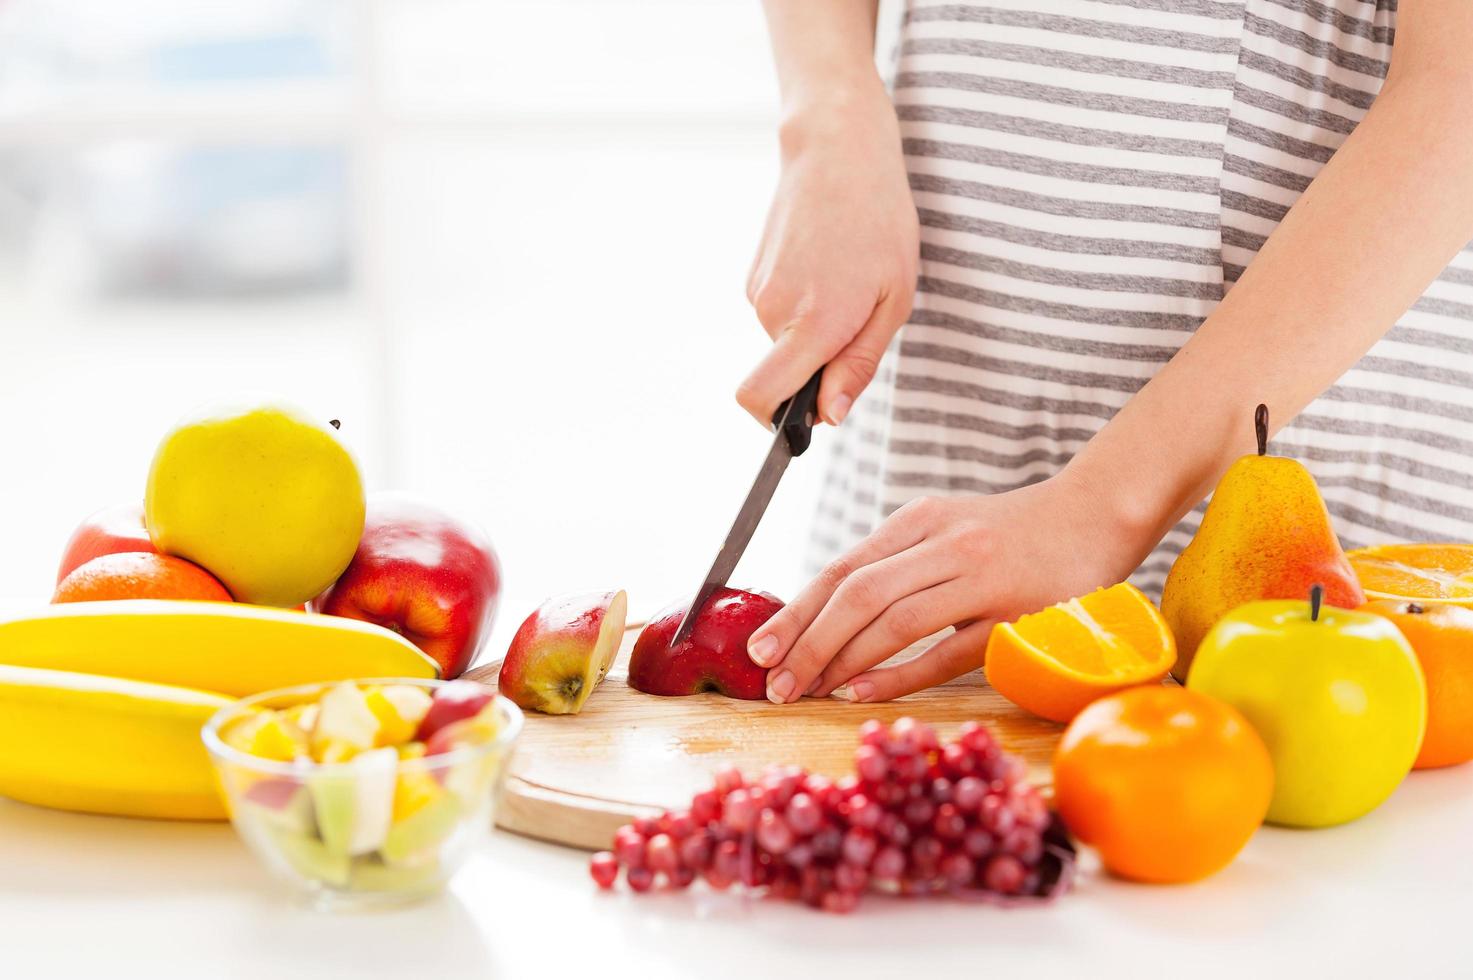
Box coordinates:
[669,369,824,648]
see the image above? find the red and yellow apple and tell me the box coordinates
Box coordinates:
[499,591,627,714]
[56,503,155,584]
[627,588,783,700]
[313,493,501,678]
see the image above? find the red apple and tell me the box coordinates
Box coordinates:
[313,493,500,678]
[499,591,628,714]
[56,503,155,584]
[416,679,496,743]
[627,587,783,700]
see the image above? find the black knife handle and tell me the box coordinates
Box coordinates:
[772,368,823,457]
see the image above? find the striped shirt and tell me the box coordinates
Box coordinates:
[812,0,1473,597]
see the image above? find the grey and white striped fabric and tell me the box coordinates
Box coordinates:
[813,0,1472,597]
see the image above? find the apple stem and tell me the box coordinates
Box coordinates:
[1255,404,1268,456]
[329,419,341,430]
[1310,583,1324,622]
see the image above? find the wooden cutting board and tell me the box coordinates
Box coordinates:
[464,626,1064,851]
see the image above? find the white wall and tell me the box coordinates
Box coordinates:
[0,0,908,651]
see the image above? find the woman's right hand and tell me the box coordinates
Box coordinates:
[739,84,919,428]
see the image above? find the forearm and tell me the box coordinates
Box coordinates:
[1068,60,1473,562]
[760,0,886,150]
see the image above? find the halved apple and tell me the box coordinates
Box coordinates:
[498,590,627,714]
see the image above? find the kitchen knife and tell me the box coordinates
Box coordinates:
[669,369,824,648]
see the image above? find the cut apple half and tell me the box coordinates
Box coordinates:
[498,590,627,715]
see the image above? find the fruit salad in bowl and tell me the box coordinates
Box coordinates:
[203,678,522,908]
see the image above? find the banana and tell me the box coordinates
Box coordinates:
[0,600,439,698]
[0,664,231,820]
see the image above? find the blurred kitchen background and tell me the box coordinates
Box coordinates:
[0,0,901,632]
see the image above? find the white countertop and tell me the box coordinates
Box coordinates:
[3,763,1471,980]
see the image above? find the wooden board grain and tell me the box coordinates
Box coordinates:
[465,627,1064,851]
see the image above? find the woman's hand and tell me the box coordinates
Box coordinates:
[746,468,1156,704]
[739,85,919,427]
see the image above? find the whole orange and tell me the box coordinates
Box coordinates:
[52,552,232,604]
[1053,685,1273,884]
[1361,599,1473,769]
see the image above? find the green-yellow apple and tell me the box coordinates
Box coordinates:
[1187,588,1426,828]
[498,591,627,714]
[145,396,365,607]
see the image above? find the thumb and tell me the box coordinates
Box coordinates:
[817,293,907,426]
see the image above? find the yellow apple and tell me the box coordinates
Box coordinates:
[1187,589,1426,828]
[145,397,365,607]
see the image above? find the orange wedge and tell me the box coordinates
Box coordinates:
[985,583,1176,724]
[1348,543,1473,606]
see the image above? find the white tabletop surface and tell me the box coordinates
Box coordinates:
[2,763,1471,980]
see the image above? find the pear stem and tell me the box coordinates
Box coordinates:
[1310,583,1324,622]
[1255,404,1269,456]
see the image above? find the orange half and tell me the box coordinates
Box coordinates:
[985,583,1176,723]
[1348,543,1473,606]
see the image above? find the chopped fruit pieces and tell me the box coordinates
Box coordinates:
[382,793,463,865]
[310,747,398,857]
[590,718,1074,912]
[222,709,309,762]
[312,682,382,761]
[217,679,512,903]
[415,680,495,742]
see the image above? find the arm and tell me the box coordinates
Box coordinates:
[739,0,919,427]
[747,0,1473,704]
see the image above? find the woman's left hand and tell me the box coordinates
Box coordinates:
[746,469,1152,704]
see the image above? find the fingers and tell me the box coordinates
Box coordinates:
[835,619,994,703]
[809,578,975,698]
[816,288,910,426]
[746,509,930,674]
[761,549,954,705]
[736,313,848,427]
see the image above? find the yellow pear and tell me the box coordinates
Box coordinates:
[145,396,365,607]
[1161,405,1365,680]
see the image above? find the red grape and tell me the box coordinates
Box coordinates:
[872,845,906,882]
[646,833,679,875]
[982,854,1027,895]
[679,830,712,869]
[934,803,967,840]
[940,851,975,887]
[690,788,722,824]
[714,765,744,796]
[626,866,654,892]
[756,810,795,854]
[841,828,878,867]
[785,792,823,836]
[589,851,618,889]
[612,826,646,869]
[953,776,986,812]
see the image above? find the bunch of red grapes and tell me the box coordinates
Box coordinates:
[588,717,1075,913]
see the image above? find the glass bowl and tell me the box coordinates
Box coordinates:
[203,678,523,909]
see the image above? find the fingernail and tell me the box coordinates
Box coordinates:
[767,670,795,704]
[748,633,779,666]
[835,680,873,702]
[827,394,853,426]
